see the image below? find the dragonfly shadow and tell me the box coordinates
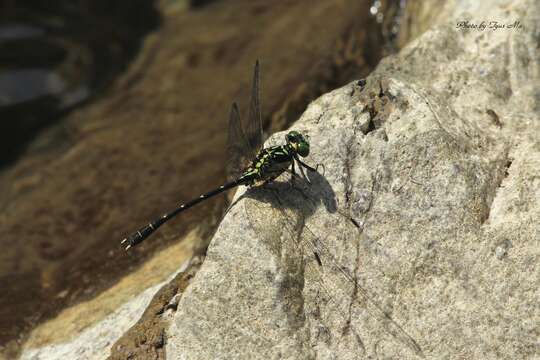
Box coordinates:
[230,170,424,358]
[239,167,337,221]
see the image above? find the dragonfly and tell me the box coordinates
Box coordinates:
[121,61,318,250]
[121,62,422,357]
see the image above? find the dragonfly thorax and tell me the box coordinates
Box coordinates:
[238,131,311,186]
[240,145,293,186]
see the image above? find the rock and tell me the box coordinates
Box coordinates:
[13,0,539,358]
[108,258,203,360]
[165,0,540,359]
[20,281,165,360]
[18,239,196,360]
[0,1,378,351]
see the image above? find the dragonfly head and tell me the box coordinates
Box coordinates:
[286,130,310,157]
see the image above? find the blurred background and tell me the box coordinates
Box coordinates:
[0,0,419,357]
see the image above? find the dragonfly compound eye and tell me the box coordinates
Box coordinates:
[296,141,310,157]
[286,130,300,143]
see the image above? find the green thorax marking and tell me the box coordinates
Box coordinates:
[240,144,293,184]
[254,145,293,169]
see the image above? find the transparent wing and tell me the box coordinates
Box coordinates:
[249,188,423,357]
[226,61,265,180]
[244,60,263,155]
[227,102,252,180]
[298,220,423,356]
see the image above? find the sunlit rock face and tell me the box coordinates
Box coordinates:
[164,0,540,359]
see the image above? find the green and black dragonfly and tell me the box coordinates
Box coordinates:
[121,62,423,356]
[122,61,317,250]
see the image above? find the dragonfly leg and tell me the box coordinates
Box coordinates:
[290,160,297,187]
[297,159,310,183]
[295,157,325,176]
[296,158,317,172]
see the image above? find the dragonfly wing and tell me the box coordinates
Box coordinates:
[227,102,252,180]
[299,221,424,357]
[252,188,423,357]
[226,62,264,181]
[245,60,264,157]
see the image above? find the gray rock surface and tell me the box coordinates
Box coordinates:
[165,0,539,359]
[19,261,190,360]
[20,283,163,360]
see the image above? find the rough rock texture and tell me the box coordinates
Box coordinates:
[1,0,378,355]
[108,257,203,360]
[17,235,197,360]
[20,279,167,360]
[165,1,540,359]
[15,0,539,358]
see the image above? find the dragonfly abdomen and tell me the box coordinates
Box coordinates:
[122,177,248,249]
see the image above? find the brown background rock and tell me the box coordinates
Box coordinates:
[0,0,385,357]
